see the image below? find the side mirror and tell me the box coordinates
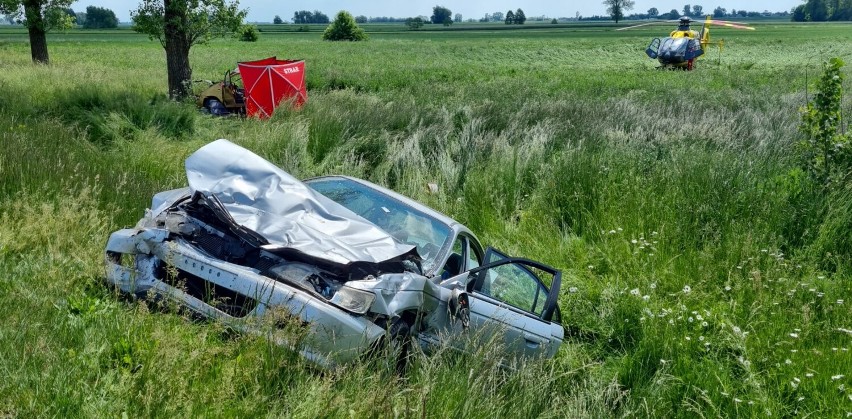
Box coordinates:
[448,288,470,330]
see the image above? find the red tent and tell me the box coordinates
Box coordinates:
[238,57,307,119]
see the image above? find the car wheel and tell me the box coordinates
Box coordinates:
[370,317,412,373]
[388,317,413,373]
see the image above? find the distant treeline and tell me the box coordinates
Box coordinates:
[792,0,852,21]
[581,5,790,21]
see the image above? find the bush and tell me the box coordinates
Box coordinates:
[322,11,367,41]
[238,24,259,42]
[798,57,850,187]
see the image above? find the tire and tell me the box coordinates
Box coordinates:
[388,318,412,373]
[368,317,412,373]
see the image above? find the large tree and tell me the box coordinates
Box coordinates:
[292,10,329,24]
[132,0,246,100]
[83,5,117,29]
[514,8,526,24]
[603,0,635,23]
[431,5,451,25]
[806,0,829,20]
[0,0,74,63]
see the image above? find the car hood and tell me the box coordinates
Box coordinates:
[183,139,416,266]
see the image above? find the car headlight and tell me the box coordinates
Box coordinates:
[330,287,376,315]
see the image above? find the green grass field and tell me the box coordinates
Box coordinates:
[1,22,851,417]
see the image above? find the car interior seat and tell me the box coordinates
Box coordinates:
[441,253,463,279]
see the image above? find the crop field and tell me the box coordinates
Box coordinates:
[1,21,851,417]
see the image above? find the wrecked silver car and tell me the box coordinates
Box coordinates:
[105,139,563,367]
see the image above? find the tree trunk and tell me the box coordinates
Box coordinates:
[23,0,49,64]
[163,0,192,100]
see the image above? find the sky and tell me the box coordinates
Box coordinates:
[71,1,802,24]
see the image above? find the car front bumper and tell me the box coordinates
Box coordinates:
[105,228,386,367]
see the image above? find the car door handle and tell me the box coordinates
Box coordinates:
[523,333,545,348]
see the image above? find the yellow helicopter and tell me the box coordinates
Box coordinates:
[618,15,755,70]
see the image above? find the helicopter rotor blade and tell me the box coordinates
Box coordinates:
[705,19,756,30]
[615,20,670,31]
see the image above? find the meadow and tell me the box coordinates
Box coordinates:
[1,21,851,417]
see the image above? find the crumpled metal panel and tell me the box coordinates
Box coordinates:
[345,272,442,316]
[184,139,415,266]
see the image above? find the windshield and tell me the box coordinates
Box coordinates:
[306,178,451,273]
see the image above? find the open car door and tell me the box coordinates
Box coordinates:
[463,247,563,358]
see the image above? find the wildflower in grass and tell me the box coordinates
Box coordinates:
[650,283,657,289]
[733,326,742,334]
[631,239,638,244]
[587,265,594,270]
[683,285,692,294]
[568,286,578,293]
[699,335,705,341]
[818,275,825,279]
[839,384,845,391]
[608,230,616,234]
[832,374,845,380]
[725,285,731,291]
[630,288,640,296]
[701,321,708,327]
[790,333,799,338]
[785,359,792,365]
[806,373,814,377]
[685,336,691,341]
[734,398,742,403]
[642,295,650,301]
[838,299,845,305]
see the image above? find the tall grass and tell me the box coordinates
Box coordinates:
[1,24,851,417]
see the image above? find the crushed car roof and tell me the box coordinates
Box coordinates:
[183,139,416,266]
